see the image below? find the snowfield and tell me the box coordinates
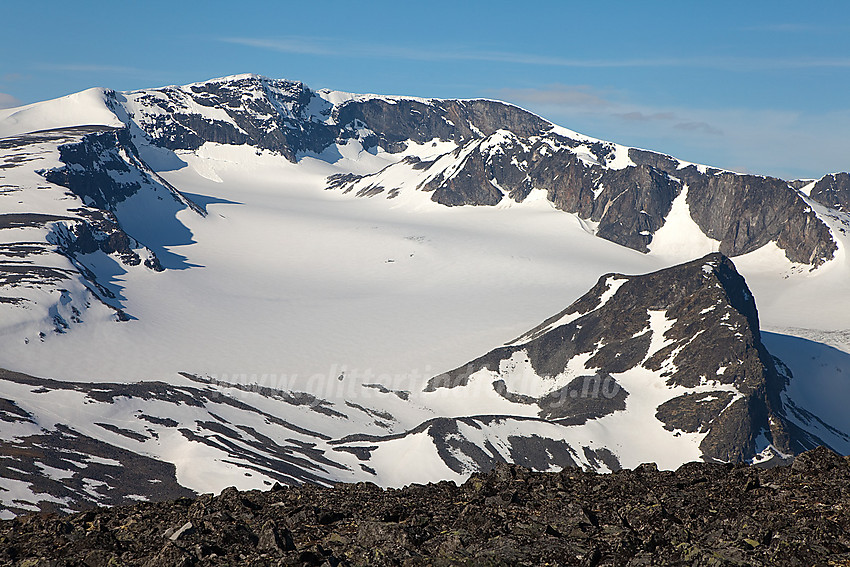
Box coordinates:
[0,75,848,514]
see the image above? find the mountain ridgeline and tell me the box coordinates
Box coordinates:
[1,74,849,517]
[4,251,845,516]
[67,74,837,266]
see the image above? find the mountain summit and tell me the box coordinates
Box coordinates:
[423,253,837,467]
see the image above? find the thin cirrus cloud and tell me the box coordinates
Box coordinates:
[494,85,613,108]
[673,121,724,136]
[220,36,681,67]
[37,64,150,75]
[221,36,850,70]
[492,85,725,137]
[614,113,723,135]
[613,111,677,122]
[492,84,850,179]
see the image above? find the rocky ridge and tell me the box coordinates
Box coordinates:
[99,74,838,265]
[421,253,832,465]
[1,447,848,566]
[0,127,174,332]
[809,171,850,212]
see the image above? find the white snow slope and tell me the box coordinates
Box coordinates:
[0,75,848,514]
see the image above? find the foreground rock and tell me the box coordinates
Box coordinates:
[2,447,849,566]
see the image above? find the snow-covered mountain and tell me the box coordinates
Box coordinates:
[1,74,849,516]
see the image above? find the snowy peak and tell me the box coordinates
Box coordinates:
[424,253,827,464]
[0,88,122,139]
[111,75,336,161]
[1,74,841,265]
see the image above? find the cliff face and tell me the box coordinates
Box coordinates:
[323,100,835,264]
[628,150,837,264]
[810,172,850,212]
[94,75,837,265]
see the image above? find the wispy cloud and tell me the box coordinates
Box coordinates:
[222,36,850,70]
[490,82,850,178]
[0,93,21,109]
[221,36,679,66]
[492,85,725,139]
[37,63,148,74]
[673,121,723,136]
[613,111,676,122]
[495,85,612,108]
[494,87,715,139]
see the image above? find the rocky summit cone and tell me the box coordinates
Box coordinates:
[423,253,830,467]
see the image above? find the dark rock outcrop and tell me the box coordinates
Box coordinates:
[0,125,206,328]
[327,108,835,263]
[628,149,837,264]
[334,97,551,151]
[0,368,347,516]
[107,76,337,162]
[426,253,823,463]
[3,448,849,566]
[685,171,835,264]
[810,172,850,212]
[39,126,202,216]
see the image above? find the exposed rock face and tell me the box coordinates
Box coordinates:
[97,74,838,265]
[0,367,355,516]
[107,76,337,161]
[324,105,835,263]
[810,172,850,212]
[334,97,551,151]
[40,126,200,216]
[0,127,171,330]
[3,448,849,566]
[628,151,837,264]
[400,132,681,252]
[426,253,818,463]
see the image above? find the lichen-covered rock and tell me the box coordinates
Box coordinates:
[3,449,849,566]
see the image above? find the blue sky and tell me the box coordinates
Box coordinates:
[2,0,849,179]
